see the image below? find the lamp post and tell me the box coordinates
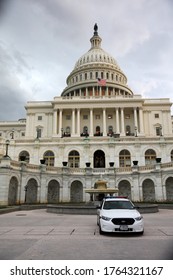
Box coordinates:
[5,139,10,157]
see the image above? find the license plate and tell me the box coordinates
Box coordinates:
[119,225,128,231]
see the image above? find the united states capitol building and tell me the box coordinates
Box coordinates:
[0,25,173,205]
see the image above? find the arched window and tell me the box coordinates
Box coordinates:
[43,150,55,166]
[68,150,80,168]
[119,149,131,167]
[19,151,30,163]
[145,149,156,165]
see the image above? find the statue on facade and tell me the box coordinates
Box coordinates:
[94,23,98,35]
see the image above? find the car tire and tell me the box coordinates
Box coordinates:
[99,224,104,235]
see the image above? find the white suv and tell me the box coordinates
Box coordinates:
[97,197,144,234]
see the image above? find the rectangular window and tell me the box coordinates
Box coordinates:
[155,113,159,118]
[66,115,71,120]
[108,114,112,119]
[37,128,42,138]
[83,115,88,120]
[38,116,42,121]
[156,127,161,136]
[95,114,100,120]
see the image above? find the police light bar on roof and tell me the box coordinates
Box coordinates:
[104,196,128,199]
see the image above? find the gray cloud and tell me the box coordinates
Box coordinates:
[0,0,173,120]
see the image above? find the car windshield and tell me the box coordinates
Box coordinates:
[103,200,134,210]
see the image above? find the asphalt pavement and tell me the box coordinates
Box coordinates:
[0,209,173,259]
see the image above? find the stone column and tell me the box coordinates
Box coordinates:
[92,86,95,97]
[58,109,62,136]
[53,110,58,135]
[86,87,88,97]
[103,108,107,136]
[134,108,138,134]
[139,107,144,134]
[72,109,75,136]
[120,108,125,135]
[77,108,80,136]
[116,108,120,133]
[90,108,93,136]
[132,171,140,201]
[106,87,109,96]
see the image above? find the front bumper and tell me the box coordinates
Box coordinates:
[100,218,144,233]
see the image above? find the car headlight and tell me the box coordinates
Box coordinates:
[135,215,143,221]
[100,215,111,221]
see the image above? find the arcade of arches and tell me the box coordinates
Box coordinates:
[17,148,173,168]
[7,176,173,204]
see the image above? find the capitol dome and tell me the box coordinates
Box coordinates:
[61,24,133,97]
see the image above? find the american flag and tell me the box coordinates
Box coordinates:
[97,78,106,86]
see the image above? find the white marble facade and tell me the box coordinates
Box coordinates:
[0,25,173,205]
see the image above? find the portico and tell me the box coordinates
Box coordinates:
[53,99,145,138]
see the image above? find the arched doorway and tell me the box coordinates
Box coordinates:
[142,179,155,201]
[165,177,173,201]
[70,181,83,202]
[118,180,131,199]
[8,177,18,205]
[47,180,60,203]
[25,178,38,204]
[94,150,105,168]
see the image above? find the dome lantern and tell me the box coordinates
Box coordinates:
[90,23,102,49]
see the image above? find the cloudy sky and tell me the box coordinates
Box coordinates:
[0,0,173,121]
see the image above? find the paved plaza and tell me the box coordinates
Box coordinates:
[0,208,173,259]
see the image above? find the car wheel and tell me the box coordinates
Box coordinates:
[99,223,104,234]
